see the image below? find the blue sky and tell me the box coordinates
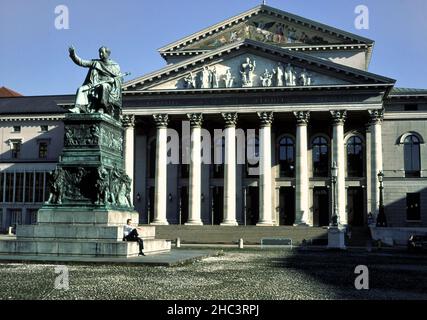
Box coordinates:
[1,0,427,96]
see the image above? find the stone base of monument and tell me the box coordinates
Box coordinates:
[0,209,171,257]
[327,226,347,250]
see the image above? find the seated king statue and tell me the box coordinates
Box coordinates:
[68,46,124,118]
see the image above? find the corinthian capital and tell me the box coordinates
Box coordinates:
[330,110,347,125]
[221,113,238,127]
[257,112,274,127]
[122,115,135,128]
[293,111,310,125]
[368,109,384,124]
[153,114,169,128]
[187,113,203,128]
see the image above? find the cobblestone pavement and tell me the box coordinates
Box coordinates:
[0,248,426,300]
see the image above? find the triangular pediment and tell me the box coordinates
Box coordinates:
[159,5,373,57]
[124,40,394,92]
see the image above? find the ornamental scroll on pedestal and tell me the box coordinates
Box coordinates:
[46,46,132,209]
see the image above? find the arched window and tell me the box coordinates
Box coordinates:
[278,136,295,177]
[312,136,329,177]
[404,135,421,177]
[347,136,364,177]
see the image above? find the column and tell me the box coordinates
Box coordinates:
[331,110,347,225]
[221,113,238,226]
[257,112,274,226]
[151,114,169,225]
[186,113,204,225]
[122,115,135,202]
[369,109,384,221]
[294,111,310,225]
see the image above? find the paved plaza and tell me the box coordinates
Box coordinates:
[0,248,426,300]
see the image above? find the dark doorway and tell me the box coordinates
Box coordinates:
[246,186,259,225]
[347,187,365,226]
[179,187,189,225]
[279,187,295,225]
[313,187,330,227]
[147,187,155,224]
[212,186,224,225]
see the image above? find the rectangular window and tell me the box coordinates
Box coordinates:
[5,173,14,202]
[9,209,22,226]
[15,172,24,203]
[11,142,21,159]
[407,193,421,221]
[39,142,48,159]
[13,126,21,133]
[40,125,49,132]
[35,172,45,203]
[25,172,35,203]
[404,104,418,111]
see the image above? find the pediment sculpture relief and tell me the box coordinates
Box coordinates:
[180,58,313,89]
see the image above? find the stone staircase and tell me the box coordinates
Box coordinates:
[154,225,329,246]
[0,208,171,257]
[346,227,372,247]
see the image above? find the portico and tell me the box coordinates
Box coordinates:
[119,4,395,228]
[123,102,387,227]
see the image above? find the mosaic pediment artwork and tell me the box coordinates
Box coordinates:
[183,15,344,51]
[148,54,350,91]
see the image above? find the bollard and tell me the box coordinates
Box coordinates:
[239,238,244,249]
[176,237,181,248]
[8,227,13,236]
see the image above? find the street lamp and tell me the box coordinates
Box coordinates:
[376,171,387,227]
[330,161,338,226]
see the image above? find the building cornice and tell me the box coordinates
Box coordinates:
[125,40,393,91]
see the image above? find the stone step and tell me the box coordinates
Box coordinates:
[37,208,139,226]
[142,239,172,256]
[154,225,328,245]
[16,225,156,241]
[0,238,171,257]
[0,239,140,257]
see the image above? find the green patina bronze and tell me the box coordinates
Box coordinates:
[45,47,132,210]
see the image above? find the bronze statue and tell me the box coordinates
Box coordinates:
[68,46,127,118]
[47,168,65,204]
[95,166,110,205]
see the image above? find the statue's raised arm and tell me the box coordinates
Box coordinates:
[68,46,125,120]
[68,45,93,68]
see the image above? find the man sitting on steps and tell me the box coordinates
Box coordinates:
[123,219,144,256]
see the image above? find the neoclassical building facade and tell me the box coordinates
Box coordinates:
[0,4,426,231]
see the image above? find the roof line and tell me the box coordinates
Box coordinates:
[158,4,374,53]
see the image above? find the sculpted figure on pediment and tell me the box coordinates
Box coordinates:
[285,63,297,86]
[240,57,256,87]
[299,68,312,86]
[273,62,285,86]
[224,69,235,88]
[184,72,197,89]
[260,69,274,87]
[211,67,219,88]
[201,66,212,89]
